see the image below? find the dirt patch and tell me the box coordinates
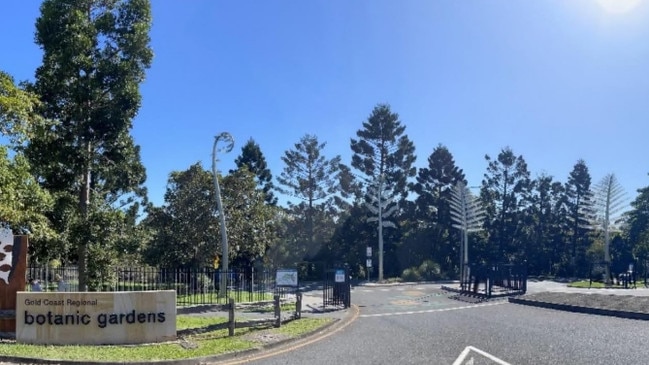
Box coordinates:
[243,329,292,345]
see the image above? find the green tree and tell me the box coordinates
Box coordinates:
[0,71,45,145]
[26,0,153,289]
[221,167,276,267]
[564,159,593,275]
[1,71,57,261]
[232,138,277,205]
[0,146,54,239]
[625,175,649,253]
[481,147,532,262]
[522,174,564,275]
[143,163,218,268]
[350,104,416,280]
[411,144,466,273]
[144,164,276,269]
[350,104,416,200]
[277,134,341,258]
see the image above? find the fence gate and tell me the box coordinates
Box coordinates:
[323,268,351,308]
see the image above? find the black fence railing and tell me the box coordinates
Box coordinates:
[458,262,527,298]
[323,268,351,308]
[589,261,639,289]
[26,266,284,306]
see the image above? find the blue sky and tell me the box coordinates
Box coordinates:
[2,0,649,208]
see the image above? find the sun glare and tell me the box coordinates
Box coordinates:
[597,0,643,13]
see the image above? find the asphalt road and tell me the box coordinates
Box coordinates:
[242,284,649,365]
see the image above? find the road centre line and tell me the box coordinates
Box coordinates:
[359,301,506,318]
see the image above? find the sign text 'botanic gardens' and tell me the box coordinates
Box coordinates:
[16,291,176,345]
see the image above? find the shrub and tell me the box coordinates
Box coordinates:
[418,260,441,281]
[401,267,422,282]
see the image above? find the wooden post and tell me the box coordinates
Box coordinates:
[295,292,302,319]
[274,294,281,327]
[0,235,28,336]
[228,298,235,336]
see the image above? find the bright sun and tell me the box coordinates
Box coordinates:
[597,0,643,13]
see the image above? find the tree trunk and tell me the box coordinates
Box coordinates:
[77,142,92,291]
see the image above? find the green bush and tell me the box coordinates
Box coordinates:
[418,260,441,280]
[401,267,422,282]
[401,260,443,282]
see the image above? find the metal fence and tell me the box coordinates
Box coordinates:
[323,268,351,308]
[459,262,527,298]
[26,266,282,306]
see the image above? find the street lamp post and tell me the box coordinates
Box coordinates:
[212,132,234,298]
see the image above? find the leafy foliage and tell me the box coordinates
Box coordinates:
[625,176,649,262]
[0,71,45,145]
[143,163,218,268]
[0,147,54,239]
[277,134,341,259]
[26,0,153,288]
[350,104,416,201]
[564,159,594,275]
[221,167,276,267]
[481,147,532,262]
[232,138,277,205]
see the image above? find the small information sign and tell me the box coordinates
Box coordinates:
[276,269,298,287]
[334,269,346,283]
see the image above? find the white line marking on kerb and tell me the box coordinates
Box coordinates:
[359,301,505,318]
[452,345,512,365]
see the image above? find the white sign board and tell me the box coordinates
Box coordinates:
[366,259,372,268]
[366,246,372,257]
[334,269,346,283]
[0,227,13,285]
[276,269,298,287]
[16,291,176,345]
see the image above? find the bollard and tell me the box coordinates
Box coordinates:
[295,292,302,319]
[274,294,281,327]
[228,298,235,336]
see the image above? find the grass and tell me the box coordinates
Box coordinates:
[176,292,276,306]
[567,280,626,289]
[241,303,298,313]
[0,315,333,362]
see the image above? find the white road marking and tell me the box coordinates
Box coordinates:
[359,301,506,318]
[452,345,512,365]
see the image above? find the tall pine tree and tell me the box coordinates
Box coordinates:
[350,104,416,199]
[481,147,532,263]
[232,138,277,205]
[26,0,153,289]
[412,144,465,272]
[564,159,593,275]
[277,134,341,260]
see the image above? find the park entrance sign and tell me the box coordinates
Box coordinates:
[16,291,176,345]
